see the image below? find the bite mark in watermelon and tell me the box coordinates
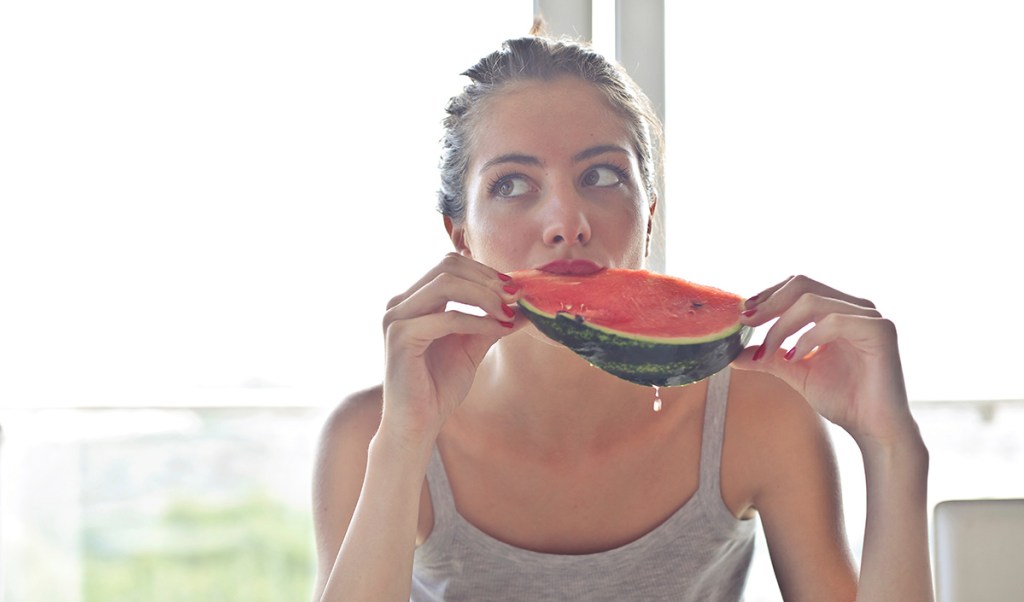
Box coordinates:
[511,268,752,387]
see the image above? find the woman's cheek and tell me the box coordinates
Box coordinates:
[469,223,530,269]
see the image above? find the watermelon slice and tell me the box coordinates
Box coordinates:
[511,268,752,387]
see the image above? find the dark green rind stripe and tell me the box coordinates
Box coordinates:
[520,306,753,387]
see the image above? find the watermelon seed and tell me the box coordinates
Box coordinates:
[690,300,704,309]
[652,385,662,412]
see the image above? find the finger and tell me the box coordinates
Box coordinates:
[385,309,517,356]
[385,271,518,333]
[752,293,883,358]
[384,254,519,331]
[731,344,811,392]
[744,275,793,309]
[784,313,898,363]
[742,274,877,320]
[386,253,513,312]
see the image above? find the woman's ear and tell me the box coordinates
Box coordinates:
[444,216,473,257]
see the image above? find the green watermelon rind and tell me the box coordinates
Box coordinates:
[518,298,753,387]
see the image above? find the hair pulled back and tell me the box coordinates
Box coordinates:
[438,35,663,223]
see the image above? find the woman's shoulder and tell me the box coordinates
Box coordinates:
[725,368,836,487]
[310,385,387,593]
[317,384,384,457]
[722,370,856,596]
[728,367,827,435]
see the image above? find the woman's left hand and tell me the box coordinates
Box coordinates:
[731,275,917,446]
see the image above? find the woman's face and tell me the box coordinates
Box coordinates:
[449,77,653,275]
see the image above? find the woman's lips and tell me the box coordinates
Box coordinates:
[536,259,604,275]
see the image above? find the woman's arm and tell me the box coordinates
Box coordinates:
[734,275,933,601]
[855,418,931,601]
[732,371,858,600]
[312,397,432,602]
[311,254,523,602]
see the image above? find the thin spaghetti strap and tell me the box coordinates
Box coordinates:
[420,445,457,551]
[698,367,732,498]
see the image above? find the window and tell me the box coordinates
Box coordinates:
[2,1,1022,600]
[0,1,533,599]
[663,3,1024,598]
[663,0,1024,403]
[0,0,534,411]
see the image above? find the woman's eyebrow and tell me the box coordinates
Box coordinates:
[478,153,543,174]
[572,144,630,163]
[477,145,629,174]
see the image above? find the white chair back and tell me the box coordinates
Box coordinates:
[933,498,1024,602]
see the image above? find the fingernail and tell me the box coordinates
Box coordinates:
[741,308,757,318]
[752,345,766,362]
[499,320,514,328]
[503,284,519,295]
[502,304,515,318]
[746,295,759,306]
[497,272,512,282]
[784,347,796,361]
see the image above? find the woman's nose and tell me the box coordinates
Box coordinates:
[541,188,592,246]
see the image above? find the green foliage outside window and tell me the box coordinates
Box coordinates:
[83,494,314,602]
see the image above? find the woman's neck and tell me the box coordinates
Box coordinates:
[449,328,706,456]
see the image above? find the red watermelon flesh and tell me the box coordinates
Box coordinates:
[511,268,746,343]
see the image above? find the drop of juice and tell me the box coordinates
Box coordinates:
[652,385,662,412]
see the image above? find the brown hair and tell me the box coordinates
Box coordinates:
[437,34,663,223]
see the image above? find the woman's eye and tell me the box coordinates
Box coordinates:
[494,175,532,198]
[582,166,626,187]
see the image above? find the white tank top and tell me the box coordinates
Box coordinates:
[411,367,755,601]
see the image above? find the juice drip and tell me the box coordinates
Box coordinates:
[652,385,662,412]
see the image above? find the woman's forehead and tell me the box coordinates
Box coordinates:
[481,77,620,123]
[468,78,635,166]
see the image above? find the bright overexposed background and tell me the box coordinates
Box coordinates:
[2,1,1021,409]
[1,1,1022,601]
[0,0,536,409]
[663,0,1024,404]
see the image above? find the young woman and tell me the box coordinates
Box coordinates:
[312,33,932,602]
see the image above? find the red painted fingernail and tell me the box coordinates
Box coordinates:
[742,308,757,318]
[502,304,515,318]
[499,320,514,328]
[752,345,766,362]
[784,347,796,361]
[497,272,512,281]
[747,294,759,304]
[503,284,519,295]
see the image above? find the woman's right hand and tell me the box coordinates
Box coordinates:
[380,253,523,448]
